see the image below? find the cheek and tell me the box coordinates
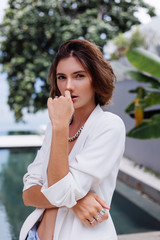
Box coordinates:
[57,81,64,92]
[83,82,94,95]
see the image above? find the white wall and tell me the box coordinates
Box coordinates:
[104,80,160,174]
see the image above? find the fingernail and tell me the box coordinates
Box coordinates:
[104,204,110,209]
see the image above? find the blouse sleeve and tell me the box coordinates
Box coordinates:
[23,123,51,191]
[41,116,126,208]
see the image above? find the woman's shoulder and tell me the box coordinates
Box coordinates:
[96,106,125,131]
[102,110,124,126]
[84,105,125,138]
[84,106,126,145]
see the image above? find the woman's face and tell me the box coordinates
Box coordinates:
[56,57,96,110]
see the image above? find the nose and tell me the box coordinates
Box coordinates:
[66,78,74,91]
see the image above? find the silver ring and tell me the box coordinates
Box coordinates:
[90,219,96,224]
[96,214,103,221]
[99,208,107,216]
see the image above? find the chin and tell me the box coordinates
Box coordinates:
[73,102,81,109]
[74,102,87,110]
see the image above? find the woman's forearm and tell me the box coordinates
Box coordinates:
[23,185,109,228]
[47,124,69,187]
[47,92,73,187]
[23,125,69,208]
[23,185,58,209]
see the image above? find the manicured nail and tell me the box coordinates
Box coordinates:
[104,204,110,209]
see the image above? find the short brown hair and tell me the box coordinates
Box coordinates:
[48,39,116,106]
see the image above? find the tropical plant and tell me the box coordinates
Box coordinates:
[125,48,160,139]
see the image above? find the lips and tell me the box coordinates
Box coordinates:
[71,95,78,101]
[71,95,77,99]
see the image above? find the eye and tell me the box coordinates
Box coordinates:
[57,75,66,80]
[76,74,85,78]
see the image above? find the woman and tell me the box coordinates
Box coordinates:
[20,39,125,240]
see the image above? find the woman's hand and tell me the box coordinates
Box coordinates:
[72,192,110,227]
[47,90,74,127]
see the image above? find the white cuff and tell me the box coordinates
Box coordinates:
[41,173,77,208]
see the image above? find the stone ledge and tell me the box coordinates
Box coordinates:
[119,157,160,204]
[118,231,160,240]
[0,135,44,149]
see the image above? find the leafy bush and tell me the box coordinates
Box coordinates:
[125,48,160,139]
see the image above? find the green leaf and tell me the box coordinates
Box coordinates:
[143,87,160,93]
[125,101,135,113]
[143,93,160,108]
[126,48,160,78]
[127,70,160,88]
[125,93,160,114]
[127,114,160,139]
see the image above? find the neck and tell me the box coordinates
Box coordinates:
[71,103,96,127]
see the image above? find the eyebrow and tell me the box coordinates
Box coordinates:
[56,70,86,76]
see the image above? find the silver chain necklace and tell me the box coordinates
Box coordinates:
[68,125,84,142]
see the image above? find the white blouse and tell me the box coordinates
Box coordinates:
[19,105,126,240]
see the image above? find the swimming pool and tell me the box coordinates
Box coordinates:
[0,148,159,240]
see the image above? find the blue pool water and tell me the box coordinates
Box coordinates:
[0,148,159,240]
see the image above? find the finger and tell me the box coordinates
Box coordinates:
[88,218,98,226]
[48,97,53,102]
[95,213,103,223]
[102,212,109,220]
[96,217,103,223]
[92,218,98,226]
[97,209,109,221]
[65,90,71,99]
[84,219,92,227]
[47,97,53,106]
[95,195,110,210]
